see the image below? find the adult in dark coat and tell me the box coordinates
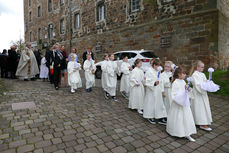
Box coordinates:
[34,49,42,68]
[0,49,8,78]
[45,47,54,84]
[82,46,95,63]
[53,44,62,90]
[7,46,18,79]
[34,49,42,78]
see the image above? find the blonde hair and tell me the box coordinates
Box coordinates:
[165,61,173,66]
[54,43,61,49]
[189,60,204,76]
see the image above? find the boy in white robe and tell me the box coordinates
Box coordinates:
[101,54,109,99]
[83,54,96,92]
[190,60,213,131]
[129,59,145,114]
[67,54,82,93]
[106,54,119,101]
[120,56,132,99]
[166,67,196,142]
[39,57,49,81]
[161,61,173,113]
[143,59,167,125]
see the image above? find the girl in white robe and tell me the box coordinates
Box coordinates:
[129,59,145,114]
[106,54,119,101]
[161,61,173,113]
[83,54,96,92]
[67,54,82,93]
[190,60,213,131]
[166,67,196,142]
[120,56,132,99]
[39,57,49,81]
[101,54,109,99]
[143,59,167,125]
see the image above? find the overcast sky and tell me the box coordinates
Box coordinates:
[0,0,24,52]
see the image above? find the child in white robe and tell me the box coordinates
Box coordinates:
[106,54,119,101]
[190,60,213,131]
[101,54,109,99]
[166,67,196,142]
[67,54,82,93]
[120,56,132,99]
[129,59,145,114]
[143,59,167,125]
[161,61,173,113]
[39,57,49,81]
[83,54,96,92]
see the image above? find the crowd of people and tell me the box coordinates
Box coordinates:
[0,43,218,142]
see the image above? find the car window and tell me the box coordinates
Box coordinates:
[140,51,157,58]
[129,53,137,58]
[114,53,120,60]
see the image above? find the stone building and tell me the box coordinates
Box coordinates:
[24,0,229,69]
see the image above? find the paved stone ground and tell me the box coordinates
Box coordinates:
[0,77,228,153]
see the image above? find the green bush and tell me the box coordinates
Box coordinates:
[0,79,7,96]
[205,70,229,98]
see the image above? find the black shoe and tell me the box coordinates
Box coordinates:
[158,119,167,125]
[104,92,109,99]
[24,79,29,81]
[31,78,36,81]
[89,88,92,92]
[86,89,90,92]
[148,119,156,124]
[55,86,59,90]
[112,96,118,102]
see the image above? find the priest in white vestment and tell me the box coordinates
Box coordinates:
[16,43,39,80]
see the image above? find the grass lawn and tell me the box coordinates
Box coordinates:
[0,79,7,96]
[205,70,229,98]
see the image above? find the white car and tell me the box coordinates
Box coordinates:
[95,49,158,79]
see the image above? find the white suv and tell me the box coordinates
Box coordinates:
[95,49,158,79]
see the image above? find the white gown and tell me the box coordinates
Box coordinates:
[166,79,197,137]
[83,59,96,89]
[161,71,173,113]
[39,57,49,79]
[143,67,167,119]
[106,60,118,96]
[191,71,212,125]
[128,67,145,110]
[67,61,82,89]
[120,62,131,94]
[101,60,109,92]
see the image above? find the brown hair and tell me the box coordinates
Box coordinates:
[152,59,161,66]
[104,53,108,59]
[122,56,128,60]
[108,53,114,57]
[189,60,204,76]
[134,59,142,66]
[173,66,186,82]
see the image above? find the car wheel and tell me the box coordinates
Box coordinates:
[95,67,102,79]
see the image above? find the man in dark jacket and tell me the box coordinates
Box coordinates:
[34,49,42,78]
[82,46,95,62]
[53,44,62,90]
[0,49,8,78]
[45,46,54,84]
[7,46,18,79]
